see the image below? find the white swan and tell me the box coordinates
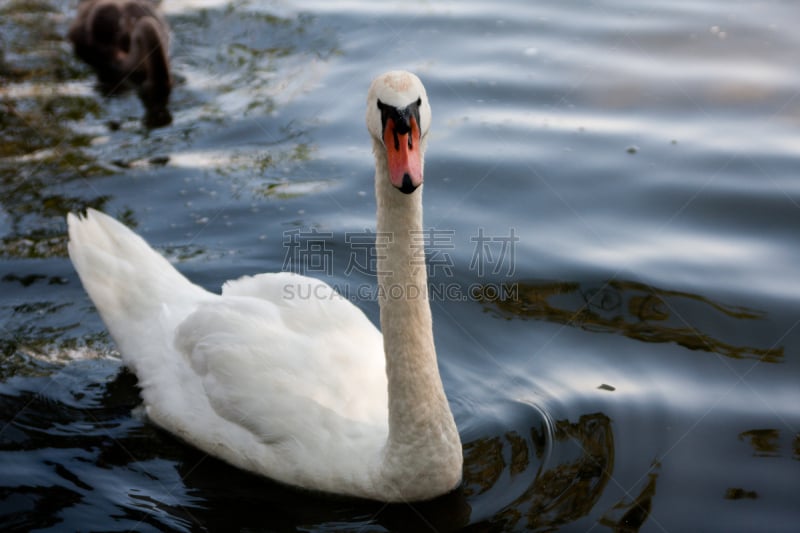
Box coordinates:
[67,71,462,502]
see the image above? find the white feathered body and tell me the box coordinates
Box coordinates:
[68,210,391,496]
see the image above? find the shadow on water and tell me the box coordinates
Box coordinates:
[479,278,783,363]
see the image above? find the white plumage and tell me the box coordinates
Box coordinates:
[67,71,462,501]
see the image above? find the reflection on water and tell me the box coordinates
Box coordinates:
[720,429,800,503]
[482,279,783,362]
[599,461,660,533]
[1,0,799,530]
[739,428,781,458]
[464,413,615,531]
[0,0,331,373]
[0,0,112,260]
[0,0,332,262]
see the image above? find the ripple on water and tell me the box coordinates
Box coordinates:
[1,0,800,531]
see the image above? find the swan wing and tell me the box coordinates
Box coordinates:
[175,273,388,446]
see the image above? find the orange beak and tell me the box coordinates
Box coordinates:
[383,116,422,194]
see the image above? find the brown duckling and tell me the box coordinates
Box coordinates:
[68,0,173,128]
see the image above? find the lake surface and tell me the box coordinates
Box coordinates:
[2,0,799,531]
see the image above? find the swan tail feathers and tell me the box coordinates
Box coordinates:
[67,208,207,330]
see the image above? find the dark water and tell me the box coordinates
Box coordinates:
[2,0,799,531]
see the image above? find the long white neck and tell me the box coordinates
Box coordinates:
[373,140,462,499]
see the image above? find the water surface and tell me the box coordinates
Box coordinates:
[1,0,799,531]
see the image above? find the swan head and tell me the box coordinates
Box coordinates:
[367,71,431,195]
